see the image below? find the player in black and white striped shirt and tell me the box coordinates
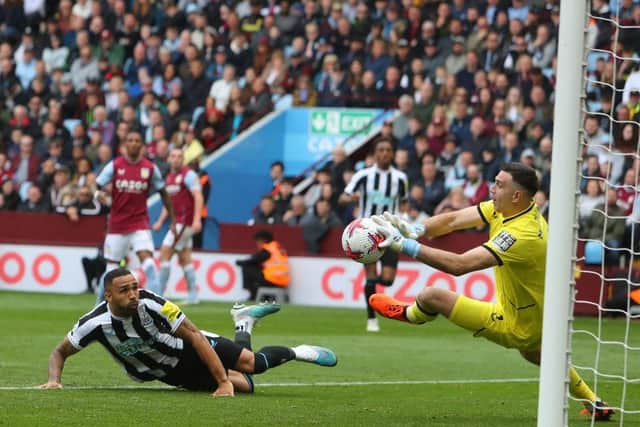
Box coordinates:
[40,268,337,396]
[339,138,409,332]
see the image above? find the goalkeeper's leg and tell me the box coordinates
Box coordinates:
[370,287,458,324]
[520,351,613,420]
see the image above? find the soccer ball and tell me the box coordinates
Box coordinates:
[341,218,386,264]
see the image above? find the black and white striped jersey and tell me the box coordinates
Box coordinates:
[343,165,409,217]
[67,290,189,382]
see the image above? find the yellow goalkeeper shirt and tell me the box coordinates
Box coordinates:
[478,200,548,340]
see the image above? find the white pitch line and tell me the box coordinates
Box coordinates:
[0,378,539,391]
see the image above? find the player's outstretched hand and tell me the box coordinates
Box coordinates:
[39,381,63,389]
[382,211,425,239]
[212,379,234,398]
[371,216,404,253]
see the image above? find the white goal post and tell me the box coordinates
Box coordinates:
[538,1,588,426]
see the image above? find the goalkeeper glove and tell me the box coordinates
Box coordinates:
[371,216,421,258]
[382,211,426,239]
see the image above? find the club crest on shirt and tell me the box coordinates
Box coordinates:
[140,167,150,179]
[140,311,154,328]
[117,168,125,175]
[492,230,517,252]
[175,175,182,184]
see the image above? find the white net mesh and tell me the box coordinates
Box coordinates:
[573,1,640,424]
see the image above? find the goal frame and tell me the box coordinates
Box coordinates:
[537,1,588,426]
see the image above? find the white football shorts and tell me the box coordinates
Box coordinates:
[104,230,155,262]
[161,224,194,251]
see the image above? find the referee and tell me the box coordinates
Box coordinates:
[339,138,409,332]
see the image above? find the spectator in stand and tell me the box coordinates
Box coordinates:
[72,156,96,189]
[11,135,41,186]
[434,186,471,216]
[1,176,21,211]
[246,76,273,116]
[273,179,294,218]
[249,195,282,226]
[182,127,205,166]
[520,148,538,170]
[226,99,250,141]
[69,46,99,92]
[301,197,343,253]
[182,59,211,115]
[42,32,69,73]
[283,194,308,227]
[462,116,495,163]
[88,106,115,147]
[580,154,603,193]
[581,188,626,267]
[617,168,638,216]
[579,179,606,227]
[614,122,639,154]
[417,156,446,216]
[17,184,48,213]
[461,163,490,206]
[304,168,331,210]
[43,164,74,212]
[209,64,237,113]
[60,185,105,221]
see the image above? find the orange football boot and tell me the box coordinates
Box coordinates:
[369,293,410,322]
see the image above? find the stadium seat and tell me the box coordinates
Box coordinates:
[584,241,603,265]
[255,286,289,304]
[586,52,611,72]
[191,106,205,128]
[63,119,82,135]
[274,94,293,111]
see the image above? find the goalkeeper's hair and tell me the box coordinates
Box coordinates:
[501,162,539,198]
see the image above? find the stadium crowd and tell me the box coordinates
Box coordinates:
[0,0,639,257]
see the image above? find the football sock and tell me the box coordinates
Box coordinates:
[253,346,296,373]
[234,330,252,351]
[142,257,160,295]
[365,278,378,318]
[406,300,437,324]
[379,279,394,287]
[96,262,119,304]
[159,261,170,295]
[183,263,197,301]
[569,367,597,404]
[242,373,255,393]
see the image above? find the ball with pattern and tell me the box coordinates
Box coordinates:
[341,218,386,264]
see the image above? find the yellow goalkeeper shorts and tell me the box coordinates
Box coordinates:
[449,295,542,352]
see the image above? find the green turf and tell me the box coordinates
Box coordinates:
[1,292,638,426]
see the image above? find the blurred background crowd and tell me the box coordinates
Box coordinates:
[0,0,639,261]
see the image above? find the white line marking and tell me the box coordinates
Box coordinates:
[0,378,539,391]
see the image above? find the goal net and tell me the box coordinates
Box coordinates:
[540,1,640,425]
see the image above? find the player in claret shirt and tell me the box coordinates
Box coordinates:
[95,130,176,302]
[153,148,203,302]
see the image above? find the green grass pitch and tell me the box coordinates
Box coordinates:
[1,291,638,426]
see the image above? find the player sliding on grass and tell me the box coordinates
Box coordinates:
[40,268,337,396]
[368,162,613,421]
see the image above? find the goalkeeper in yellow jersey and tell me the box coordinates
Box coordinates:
[369,162,613,421]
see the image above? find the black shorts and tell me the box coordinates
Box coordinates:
[379,249,399,268]
[161,334,243,391]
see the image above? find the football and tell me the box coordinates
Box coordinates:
[341,218,386,264]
